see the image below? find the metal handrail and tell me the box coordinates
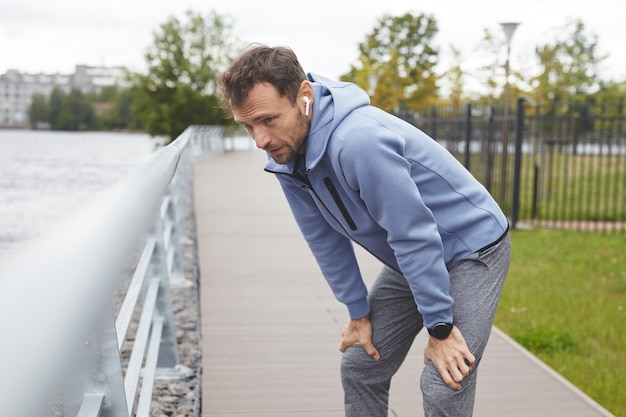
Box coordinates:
[0,125,226,417]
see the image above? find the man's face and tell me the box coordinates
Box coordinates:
[232,82,310,165]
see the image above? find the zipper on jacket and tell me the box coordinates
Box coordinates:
[291,154,311,187]
[271,166,357,232]
[323,177,357,231]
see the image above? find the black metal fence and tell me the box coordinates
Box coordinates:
[410,99,626,237]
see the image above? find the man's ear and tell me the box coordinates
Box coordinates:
[299,81,314,116]
[299,80,314,101]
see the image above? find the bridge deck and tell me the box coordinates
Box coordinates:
[193,150,613,417]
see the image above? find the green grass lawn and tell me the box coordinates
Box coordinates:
[495,228,626,416]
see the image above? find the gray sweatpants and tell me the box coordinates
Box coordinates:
[341,234,511,417]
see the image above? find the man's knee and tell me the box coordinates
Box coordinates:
[420,361,477,417]
[341,345,380,381]
[342,345,391,417]
[342,344,402,387]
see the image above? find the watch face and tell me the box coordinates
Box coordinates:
[431,323,453,340]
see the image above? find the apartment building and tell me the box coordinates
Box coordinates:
[0,65,128,128]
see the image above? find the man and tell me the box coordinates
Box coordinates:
[219,44,511,417]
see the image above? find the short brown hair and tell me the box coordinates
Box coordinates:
[219,44,307,118]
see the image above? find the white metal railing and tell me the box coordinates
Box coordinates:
[0,125,226,417]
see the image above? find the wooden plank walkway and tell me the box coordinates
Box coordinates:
[193,150,614,417]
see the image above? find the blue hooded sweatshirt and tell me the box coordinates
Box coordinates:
[265,73,509,328]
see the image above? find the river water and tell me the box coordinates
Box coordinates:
[0,129,156,269]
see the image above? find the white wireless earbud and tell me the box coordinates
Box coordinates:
[303,96,310,116]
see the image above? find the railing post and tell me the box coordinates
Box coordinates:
[174,147,193,245]
[148,214,181,372]
[158,146,193,287]
[65,302,129,417]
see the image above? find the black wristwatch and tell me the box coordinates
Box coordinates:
[428,323,454,340]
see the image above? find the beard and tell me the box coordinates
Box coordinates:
[269,110,310,164]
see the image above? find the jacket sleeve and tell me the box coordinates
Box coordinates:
[338,127,455,328]
[276,176,371,319]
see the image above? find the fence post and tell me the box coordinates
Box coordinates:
[485,107,495,192]
[511,98,525,229]
[430,107,438,139]
[464,103,472,169]
[531,162,540,219]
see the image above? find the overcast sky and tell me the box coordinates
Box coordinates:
[2,0,625,87]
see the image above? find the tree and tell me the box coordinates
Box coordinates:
[110,88,136,130]
[473,28,506,107]
[48,87,65,129]
[96,86,137,130]
[130,9,241,143]
[442,45,466,107]
[532,18,607,104]
[341,12,440,115]
[593,79,626,105]
[27,86,136,131]
[54,89,97,130]
[27,93,50,128]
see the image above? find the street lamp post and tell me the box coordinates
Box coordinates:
[498,22,520,204]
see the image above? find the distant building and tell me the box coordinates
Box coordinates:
[72,65,129,93]
[0,65,128,128]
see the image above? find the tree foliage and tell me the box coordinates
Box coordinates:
[23,12,625,135]
[26,86,135,131]
[130,9,240,143]
[341,12,439,114]
[532,18,606,104]
[55,89,97,130]
[442,45,466,107]
[474,28,507,106]
[27,93,50,128]
[97,85,136,130]
[27,87,98,130]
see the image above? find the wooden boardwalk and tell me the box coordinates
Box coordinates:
[193,150,614,417]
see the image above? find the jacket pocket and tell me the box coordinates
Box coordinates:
[324,177,357,231]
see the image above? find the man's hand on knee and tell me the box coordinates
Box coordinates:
[340,316,381,360]
[423,326,475,390]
